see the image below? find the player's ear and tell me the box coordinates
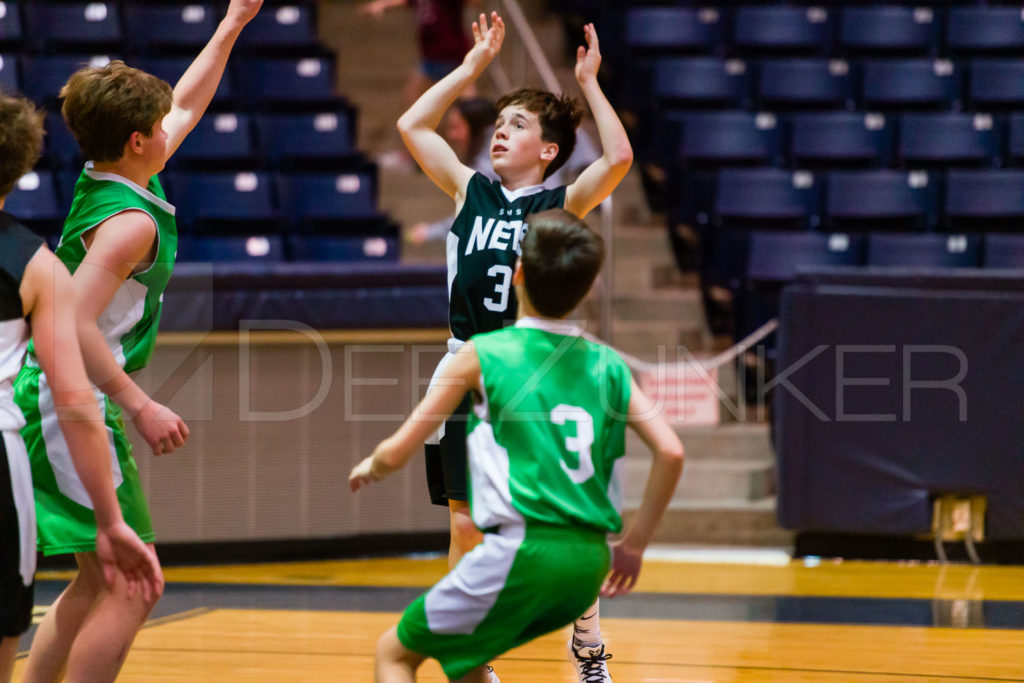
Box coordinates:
[512,257,524,285]
[540,141,558,163]
[126,130,146,157]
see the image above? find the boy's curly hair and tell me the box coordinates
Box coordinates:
[0,91,45,199]
[61,60,173,163]
[496,88,584,179]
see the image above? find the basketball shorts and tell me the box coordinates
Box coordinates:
[1,429,35,637]
[397,523,610,680]
[425,341,471,506]
[16,366,155,555]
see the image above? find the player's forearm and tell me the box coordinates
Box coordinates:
[398,63,480,134]
[172,21,242,119]
[578,78,633,170]
[55,412,125,529]
[622,445,683,549]
[77,318,150,417]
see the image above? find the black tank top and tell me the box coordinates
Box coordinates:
[447,173,566,341]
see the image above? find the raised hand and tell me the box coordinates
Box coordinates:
[132,400,190,457]
[601,537,642,598]
[465,12,505,73]
[575,22,602,85]
[95,521,164,602]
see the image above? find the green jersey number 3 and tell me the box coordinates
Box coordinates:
[551,404,595,484]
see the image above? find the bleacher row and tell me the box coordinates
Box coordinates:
[0,0,398,263]
[550,1,1024,338]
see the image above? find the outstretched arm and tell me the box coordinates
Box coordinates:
[73,213,190,458]
[359,0,406,17]
[396,12,504,203]
[350,344,481,490]
[564,23,633,219]
[162,0,262,159]
[21,247,163,601]
[602,378,684,597]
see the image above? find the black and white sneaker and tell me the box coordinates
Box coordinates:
[568,637,613,683]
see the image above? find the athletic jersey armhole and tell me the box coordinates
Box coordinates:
[78,208,161,278]
[453,172,487,228]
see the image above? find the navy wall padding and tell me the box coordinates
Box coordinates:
[160,262,448,331]
[774,270,1024,539]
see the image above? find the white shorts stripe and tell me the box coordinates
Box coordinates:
[4,429,36,585]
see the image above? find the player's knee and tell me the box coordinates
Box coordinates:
[450,509,482,552]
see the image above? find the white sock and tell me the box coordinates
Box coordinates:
[573,599,602,646]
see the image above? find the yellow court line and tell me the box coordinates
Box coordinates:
[36,557,1024,601]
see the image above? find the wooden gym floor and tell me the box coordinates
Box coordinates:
[13,552,1024,681]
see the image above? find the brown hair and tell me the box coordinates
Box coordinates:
[0,91,45,199]
[60,60,173,162]
[520,209,605,318]
[495,88,584,179]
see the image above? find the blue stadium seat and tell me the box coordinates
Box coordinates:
[653,57,751,109]
[238,4,319,51]
[177,235,285,263]
[968,60,1024,109]
[676,111,783,167]
[138,57,235,106]
[171,172,278,234]
[866,233,980,268]
[172,113,256,170]
[1008,113,1024,166]
[948,7,1024,55]
[277,172,380,231]
[621,6,723,56]
[238,56,337,109]
[826,170,938,230]
[945,170,1024,229]
[0,2,23,48]
[789,112,892,168]
[733,6,831,56]
[125,4,219,54]
[20,55,119,104]
[840,6,939,55]
[741,230,864,348]
[982,233,1024,268]
[899,113,1003,167]
[44,113,80,168]
[254,112,355,168]
[757,58,854,109]
[0,53,17,92]
[23,2,122,51]
[747,231,864,283]
[715,168,822,229]
[288,235,399,263]
[3,170,64,238]
[861,59,960,109]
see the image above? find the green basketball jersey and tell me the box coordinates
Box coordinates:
[466,318,632,534]
[44,163,177,373]
[13,164,175,554]
[447,173,566,341]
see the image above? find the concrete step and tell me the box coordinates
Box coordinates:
[627,422,774,463]
[625,502,794,547]
[620,456,775,503]
[612,289,703,322]
[609,319,709,358]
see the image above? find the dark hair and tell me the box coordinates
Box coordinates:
[61,60,173,162]
[495,88,583,179]
[520,209,605,318]
[0,91,45,199]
